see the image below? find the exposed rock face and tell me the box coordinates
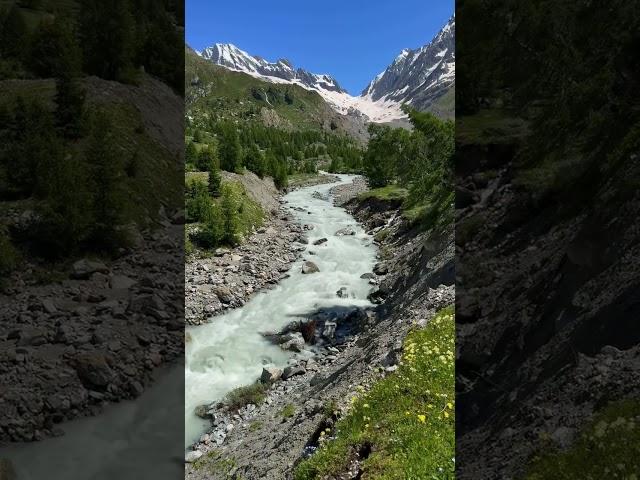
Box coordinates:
[455,142,640,478]
[200,43,348,94]
[362,15,455,115]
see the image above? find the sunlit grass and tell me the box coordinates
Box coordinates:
[295,306,455,480]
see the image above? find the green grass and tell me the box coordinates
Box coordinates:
[185,47,338,132]
[249,420,263,432]
[225,382,267,411]
[192,450,240,477]
[280,404,296,419]
[357,185,409,202]
[524,399,640,479]
[295,306,455,480]
[456,109,529,146]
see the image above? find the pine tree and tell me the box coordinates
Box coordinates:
[208,165,221,198]
[85,111,128,249]
[55,73,86,139]
[186,141,197,167]
[28,17,81,78]
[1,5,28,60]
[220,184,240,245]
[79,0,136,81]
[218,123,242,172]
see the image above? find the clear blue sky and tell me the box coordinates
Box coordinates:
[186,0,454,95]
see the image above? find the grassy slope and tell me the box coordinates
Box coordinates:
[295,306,455,480]
[186,47,343,132]
[524,400,640,479]
[185,171,264,249]
[426,87,455,120]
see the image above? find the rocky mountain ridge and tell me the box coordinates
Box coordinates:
[200,43,347,94]
[195,15,455,122]
[362,14,455,113]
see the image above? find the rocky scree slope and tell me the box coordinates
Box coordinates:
[0,74,184,443]
[184,179,454,479]
[455,123,640,478]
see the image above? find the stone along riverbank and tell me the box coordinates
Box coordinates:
[184,174,378,449]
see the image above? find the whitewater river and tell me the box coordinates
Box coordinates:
[185,174,377,446]
[1,175,376,474]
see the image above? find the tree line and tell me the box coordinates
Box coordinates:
[362,109,454,228]
[186,119,364,190]
[0,0,183,91]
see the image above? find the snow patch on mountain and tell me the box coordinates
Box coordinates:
[199,14,454,122]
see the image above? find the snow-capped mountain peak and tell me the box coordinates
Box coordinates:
[361,14,455,113]
[200,43,347,94]
[198,15,454,123]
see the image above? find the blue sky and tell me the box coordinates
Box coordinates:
[186,0,454,95]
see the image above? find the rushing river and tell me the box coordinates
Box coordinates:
[184,174,377,447]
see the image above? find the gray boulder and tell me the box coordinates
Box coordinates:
[301,261,320,274]
[335,227,356,236]
[260,367,283,384]
[280,332,305,352]
[71,259,109,279]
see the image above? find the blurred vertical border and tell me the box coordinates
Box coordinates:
[455,0,640,478]
[0,0,185,478]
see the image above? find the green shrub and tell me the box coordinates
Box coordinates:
[280,404,295,419]
[226,383,266,411]
[525,400,640,479]
[0,227,19,274]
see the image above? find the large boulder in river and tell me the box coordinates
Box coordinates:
[260,367,283,384]
[322,321,337,340]
[302,261,320,274]
[336,287,348,298]
[335,227,356,236]
[280,332,305,352]
[313,238,328,246]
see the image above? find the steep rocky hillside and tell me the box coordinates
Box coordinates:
[0,73,184,443]
[362,15,455,117]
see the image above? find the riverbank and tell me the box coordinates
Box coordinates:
[185,173,340,326]
[0,220,184,444]
[184,176,454,479]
